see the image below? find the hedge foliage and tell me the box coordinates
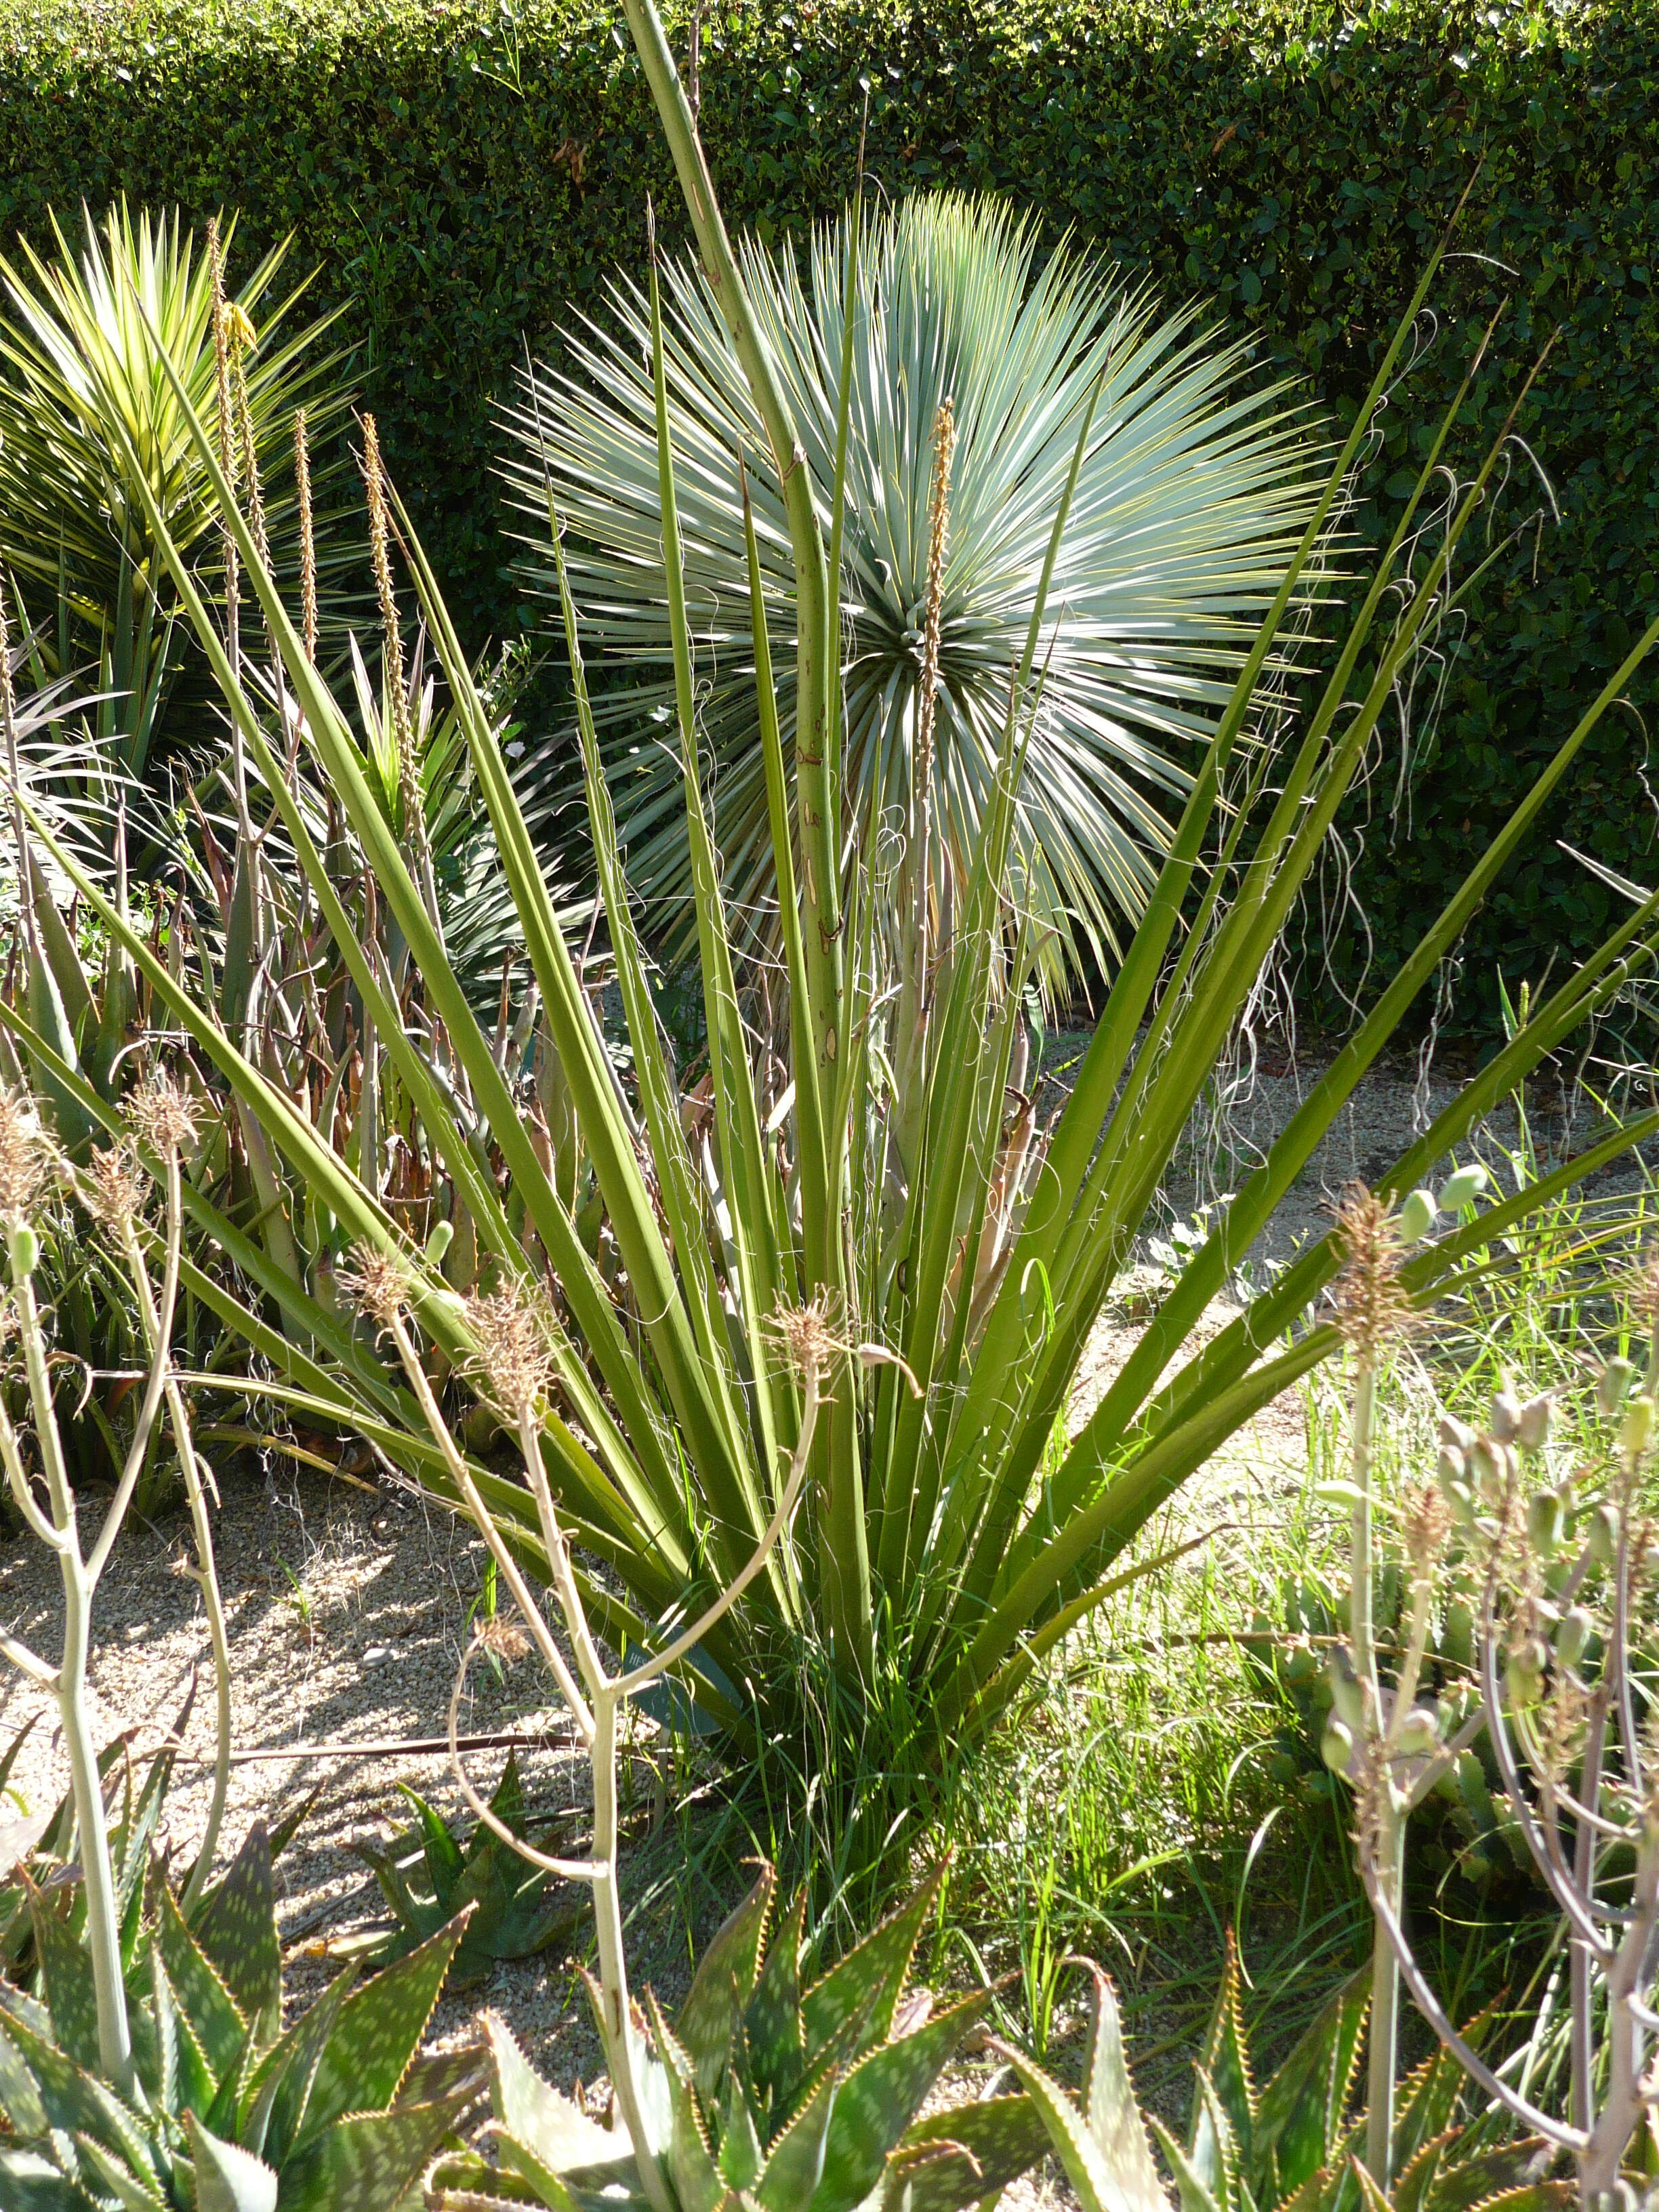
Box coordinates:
[1,0,1656,1024]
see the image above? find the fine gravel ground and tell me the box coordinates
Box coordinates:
[2,1047,1654,2210]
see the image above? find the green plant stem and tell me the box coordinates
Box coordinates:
[1349,1352,1398,2190]
[119,1149,232,1911]
[10,1230,132,2093]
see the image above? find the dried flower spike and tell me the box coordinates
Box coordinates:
[1331,1183,1414,1359]
[85,1143,145,1231]
[0,1090,47,1225]
[474,1614,532,1665]
[464,1278,555,1420]
[341,1242,411,1326]
[128,1075,199,1155]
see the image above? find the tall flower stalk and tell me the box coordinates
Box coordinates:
[0,1083,207,2089]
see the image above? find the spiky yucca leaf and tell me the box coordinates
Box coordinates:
[506,190,1325,989]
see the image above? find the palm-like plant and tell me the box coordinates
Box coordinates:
[0,199,351,776]
[14,1,1659,1893]
[503,191,1324,987]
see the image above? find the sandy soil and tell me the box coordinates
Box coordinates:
[0,1048,1650,2208]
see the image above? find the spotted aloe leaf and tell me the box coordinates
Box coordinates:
[289,1912,470,2154]
[188,1823,281,2043]
[26,1882,99,2073]
[1191,1931,1255,2189]
[743,1887,805,2120]
[799,1861,945,2071]
[0,1988,161,2186]
[677,1866,775,2103]
[880,2095,1053,2212]
[155,1880,245,2083]
[276,2094,479,2212]
[1252,1965,1368,2200]
[808,1988,992,2212]
[239,1965,355,2165]
[756,2060,838,2211]
[184,2110,277,2212]
[483,2011,642,2207]
[993,1968,1170,2212]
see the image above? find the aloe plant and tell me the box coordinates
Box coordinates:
[0,1816,481,2210]
[13,0,1659,1887]
[505,190,1324,989]
[356,1752,582,1989]
[997,1946,1567,2212]
[429,1860,1053,2212]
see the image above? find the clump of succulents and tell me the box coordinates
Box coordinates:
[430,1858,1052,2212]
[0,1818,482,2209]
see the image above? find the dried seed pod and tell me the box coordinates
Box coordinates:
[1599,1356,1637,1416]
[1321,1718,1355,1774]
[1397,1187,1437,1244]
[1490,1386,1523,1443]
[1515,1392,1553,1452]
[1439,1412,1477,1454]
[1437,1443,1467,1488]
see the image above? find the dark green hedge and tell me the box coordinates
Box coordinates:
[2,0,1657,1026]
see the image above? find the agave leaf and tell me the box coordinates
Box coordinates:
[718,2065,765,2194]
[184,2110,277,2212]
[26,1882,99,2073]
[800,1862,942,2068]
[278,2095,476,2212]
[188,1822,281,2045]
[1191,1932,1254,2183]
[291,1912,468,2153]
[996,2021,1168,2212]
[677,1867,775,2102]
[882,2095,1052,2212]
[1252,1967,1368,2199]
[1391,2006,1495,2174]
[808,1988,991,2212]
[155,1879,246,2082]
